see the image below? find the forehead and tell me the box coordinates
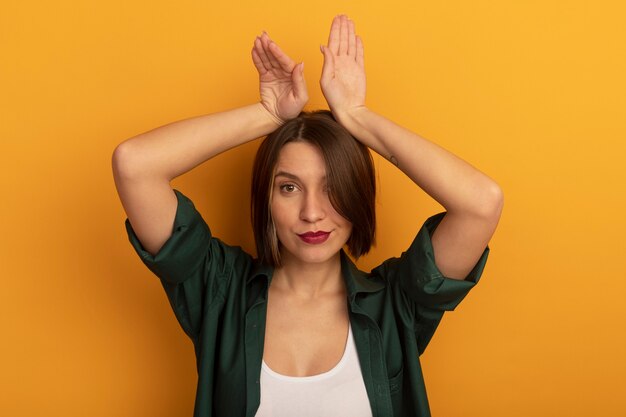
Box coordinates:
[275,141,327,179]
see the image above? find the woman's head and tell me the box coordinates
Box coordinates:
[251,110,376,267]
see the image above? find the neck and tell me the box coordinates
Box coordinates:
[272,252,345,299]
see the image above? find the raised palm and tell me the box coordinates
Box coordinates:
[320,15,367,120]
[252,32,308,123]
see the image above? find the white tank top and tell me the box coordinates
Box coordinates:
[255,322,373,417]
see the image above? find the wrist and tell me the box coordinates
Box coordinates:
[333,105,370,134]
[256,102,285,129]
[333,105,386,154]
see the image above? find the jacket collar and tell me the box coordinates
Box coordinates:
[248,250,385,300]
[339,250,385,300]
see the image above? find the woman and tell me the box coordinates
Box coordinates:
[113,14,503,417]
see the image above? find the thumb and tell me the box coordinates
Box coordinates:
[291,62,307,100]
[320,45,334,83]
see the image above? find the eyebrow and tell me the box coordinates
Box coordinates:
[274,171,300,181]
[274,171,328,182]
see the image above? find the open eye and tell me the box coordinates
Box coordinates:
[279,183,298,193]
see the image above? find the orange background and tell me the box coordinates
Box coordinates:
[2,0,625,415]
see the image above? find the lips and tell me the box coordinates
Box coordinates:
[297,231,331,244]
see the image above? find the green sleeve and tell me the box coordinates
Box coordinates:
[124,189,234,341]
[390,212,489,311]
[125,189,212,284]
[375,212,490,353]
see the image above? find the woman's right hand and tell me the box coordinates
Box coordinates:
[252,32,308,125]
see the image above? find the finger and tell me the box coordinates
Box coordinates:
[268,41,296,73]
[251,46,268,75]
[254,36,273,71]
[319,45,334,84]
[339,15,348,55]
[347,18,356,57]
[356,35,364,67]
[327,15,340,55]
[260,32,281,69]
[291,62,308,101]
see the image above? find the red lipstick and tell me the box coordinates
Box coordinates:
[297,231,330,244]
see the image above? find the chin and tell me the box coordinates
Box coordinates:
[282,245,342,266]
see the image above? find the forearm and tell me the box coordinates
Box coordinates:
[113,103,279,181]
[337,107,502,216]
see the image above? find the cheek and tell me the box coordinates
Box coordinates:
[270,198,292,232]
[327,204,352,230]
[343,222,354,240]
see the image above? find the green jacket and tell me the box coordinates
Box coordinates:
[125,189,489,416]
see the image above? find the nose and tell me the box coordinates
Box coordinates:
[300,190,327,223]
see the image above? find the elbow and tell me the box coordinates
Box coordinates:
[112,140,171,183]
[111,140,136,181]
[112,140,157,182]
[481,182,504,220]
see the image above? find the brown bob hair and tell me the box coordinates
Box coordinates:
[251,110,376,267]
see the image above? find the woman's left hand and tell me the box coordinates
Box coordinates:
[320,15,367,122]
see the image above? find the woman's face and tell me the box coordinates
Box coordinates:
[271,141,353,267]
